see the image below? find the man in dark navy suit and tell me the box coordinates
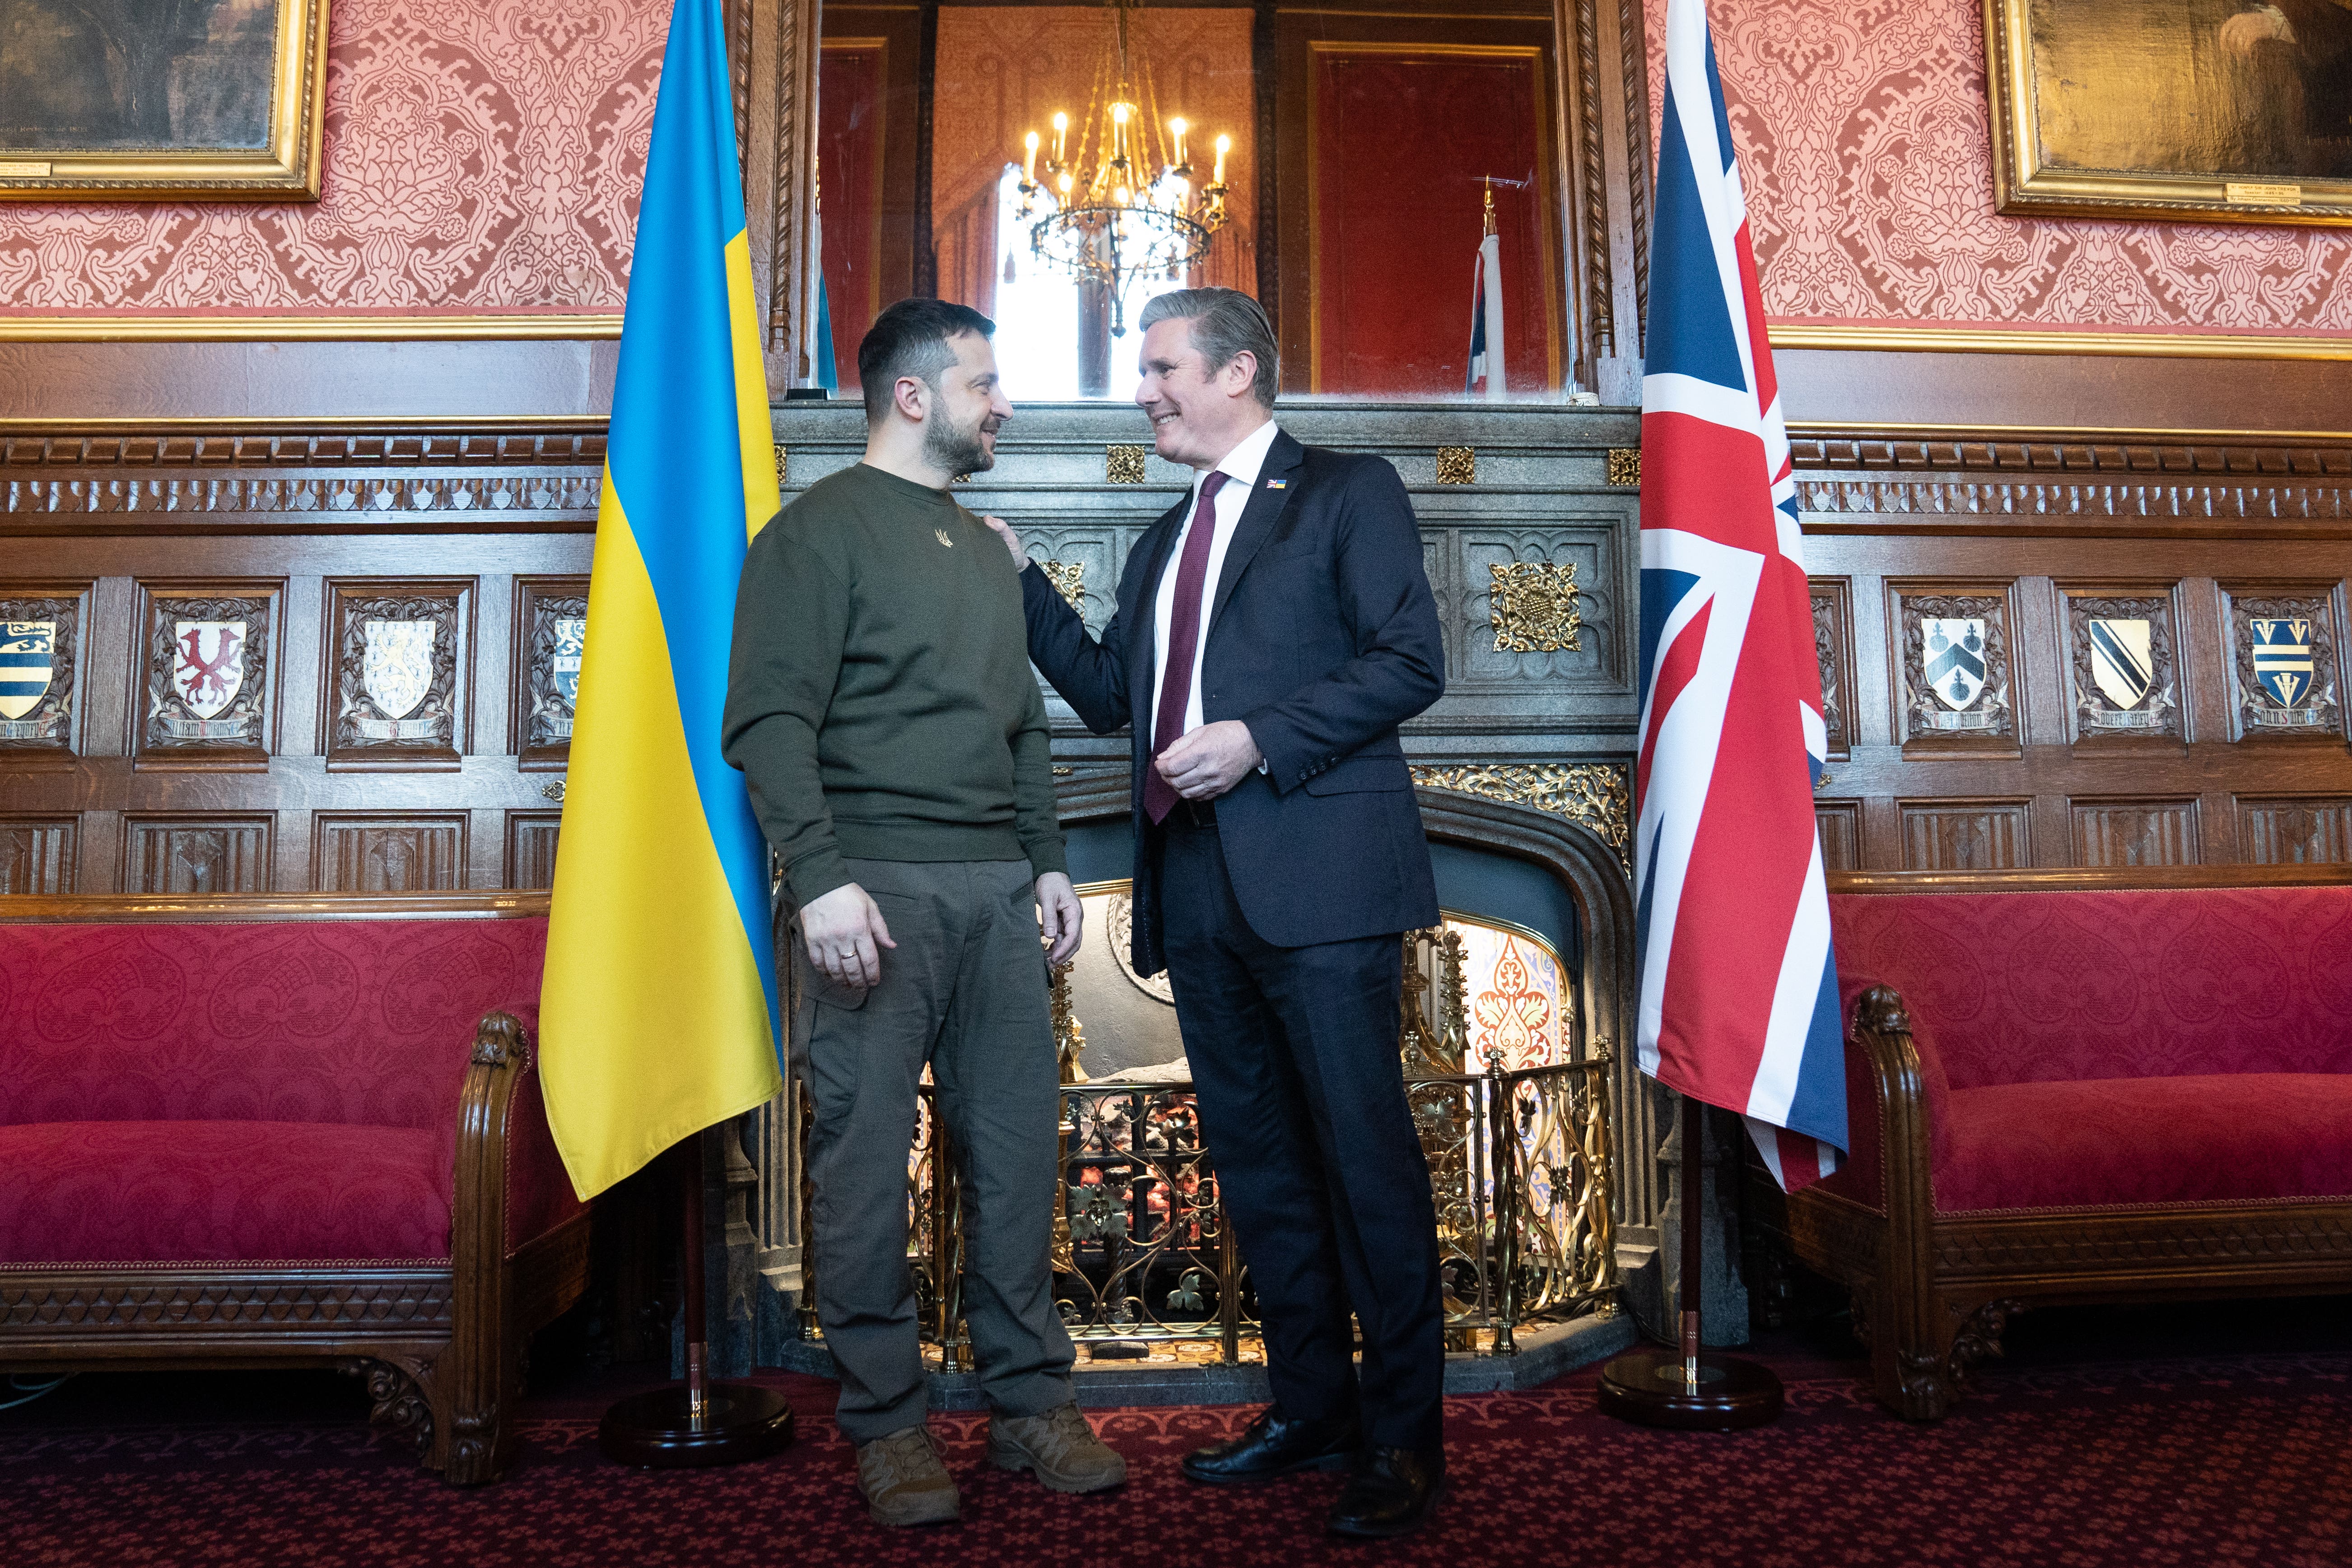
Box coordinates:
[985,288,1448,1539]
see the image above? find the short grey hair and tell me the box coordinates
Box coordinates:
[1138,288,1279,408]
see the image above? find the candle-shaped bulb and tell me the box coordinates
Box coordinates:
[1169,116,1188,170]
[1213,133,1230,184]
[1023,130,1040,182]
[1057,172,1074,195]
[1052,111,1068,163]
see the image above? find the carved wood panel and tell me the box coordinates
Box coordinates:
[506,812,564,891]
[0,817,75,894]
[1890,583,2017,752]
[1900,800,2030,871]
[135,582,282,768]
[2220,584,2344,742]
[2236,798,2352,865]
[513,577,589,770]
[122,817,274,895]
[0,584,88,756]
[1814,801,1862,871]
[314,815,468,893]
[1810,577,1854,759]
[323,579,474,770]
[2061,587,2184,744]
[2070,798,2200,868]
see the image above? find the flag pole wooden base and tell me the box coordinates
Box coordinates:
[599,1135,796,1469]
[1598,1092,1785,1432]
[1594,1347,1785,1429]
[598,1381,797,1467]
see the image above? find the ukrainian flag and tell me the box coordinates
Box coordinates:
[540,0,783,1199]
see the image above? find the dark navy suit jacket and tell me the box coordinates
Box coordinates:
[1020,427,1445,976]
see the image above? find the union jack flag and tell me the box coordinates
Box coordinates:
[1635,0,1846,1192]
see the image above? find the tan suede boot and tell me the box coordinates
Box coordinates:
[855,1425,960,1527]
[987,1404,1128,1494]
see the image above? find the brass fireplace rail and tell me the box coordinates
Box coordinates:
[798,1056,1616,1368]
[796,927,1617,1366]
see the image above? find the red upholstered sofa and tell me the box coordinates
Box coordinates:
[0,893,587,1483]
[1774,865,2352,1420]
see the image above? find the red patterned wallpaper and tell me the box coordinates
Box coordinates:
[0,0,667,318]
[1645,0,2352,338]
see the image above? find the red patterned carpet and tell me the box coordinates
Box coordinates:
[6,1303,2348,1568]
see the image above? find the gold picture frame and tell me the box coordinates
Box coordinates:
[0,0,331,202]
[1984,0,2352,227]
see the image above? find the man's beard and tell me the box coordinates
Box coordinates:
[923,405,996,476]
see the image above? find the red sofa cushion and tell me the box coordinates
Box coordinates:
[0,918,550,1131]
[0,1121,451,1264]
[1933,1074,2352,1214]
[1830,887,2352,1089]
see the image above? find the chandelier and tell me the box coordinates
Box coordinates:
[1014,0,1235,337]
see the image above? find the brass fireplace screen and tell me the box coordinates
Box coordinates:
[797,916,1616,1366]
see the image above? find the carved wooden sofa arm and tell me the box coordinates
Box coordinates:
[439,1011,584,1484]
[1781,984,1991,1419]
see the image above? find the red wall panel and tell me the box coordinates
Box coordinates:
[1310,48,1559,396]
[819,43,887,390]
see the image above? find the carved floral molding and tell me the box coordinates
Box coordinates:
[1412,762,1631,874]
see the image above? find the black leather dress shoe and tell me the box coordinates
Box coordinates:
[1180,1409,1361,1486]
[1327,1445,1444,1539]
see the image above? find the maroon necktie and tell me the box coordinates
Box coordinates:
[1144,470,1231,824]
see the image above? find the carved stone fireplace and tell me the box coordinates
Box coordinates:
[706,400,1722,1397]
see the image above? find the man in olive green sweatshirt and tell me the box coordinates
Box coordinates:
[722,299,1123,1526]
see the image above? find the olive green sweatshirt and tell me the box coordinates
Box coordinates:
[722,461,1067,907]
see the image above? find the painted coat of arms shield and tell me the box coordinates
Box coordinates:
[173,621,247,720]
[2252,618,2316,708]
[2089,618,2155,710]
[552,617,587,706]
[0,620,55,721]
[1922,618,1987,710]
[362,620,436,720]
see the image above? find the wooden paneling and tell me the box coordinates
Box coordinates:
[1815,802,1863,871]
[2071,798,2200,868]
[2237,798,2352,865]
[1777,351,2352,437]
[122,816,275,895]
[0,418,596,897]
[315,815,469,893]
[1801,426,2352,872]
[1900,800,2030,871]
[0,819,75,894]
[506,813,564,892]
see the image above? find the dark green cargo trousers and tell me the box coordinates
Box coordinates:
[792,856,1075,1443]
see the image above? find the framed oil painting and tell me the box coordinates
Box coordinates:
[1985,0,2352,226]
[0,0,329,200]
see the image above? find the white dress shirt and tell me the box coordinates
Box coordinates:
[1149,418,1282,744]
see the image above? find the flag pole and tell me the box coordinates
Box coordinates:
[1593,1092,1785,1428]
[598,1134,798,1466]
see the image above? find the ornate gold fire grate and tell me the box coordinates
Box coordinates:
[799,925,1616,1365]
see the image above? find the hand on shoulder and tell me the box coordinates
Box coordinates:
[983,515,1029,570]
